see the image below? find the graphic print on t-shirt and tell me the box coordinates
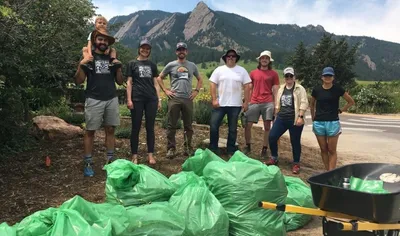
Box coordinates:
[176,66,189,81]
[95,60,110,74]
[281,93,293,107]
[138,65,152,78]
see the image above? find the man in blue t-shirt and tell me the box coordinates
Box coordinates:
[74,28,124,177]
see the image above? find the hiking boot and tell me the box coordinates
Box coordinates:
[261,147,268,158]
[265,157,278,166]
[84,162,94,177]
[292,164,300,174]
[166,149,176,159]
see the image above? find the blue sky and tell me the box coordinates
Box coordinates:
[92,0,399,44]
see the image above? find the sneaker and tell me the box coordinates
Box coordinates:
[292,164,300,174]
[265,157,278,166]
[166,149,176,159]
[261,147,268,158]
[84,162,94,177]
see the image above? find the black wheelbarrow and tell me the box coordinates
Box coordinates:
[259,163,400,236]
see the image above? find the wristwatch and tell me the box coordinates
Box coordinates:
[194,89,200,92]
[338,109,343,114]
[298,115,304,119]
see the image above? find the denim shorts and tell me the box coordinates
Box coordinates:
[312,120,342,137]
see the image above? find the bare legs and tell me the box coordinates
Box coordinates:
[316,135,340,171]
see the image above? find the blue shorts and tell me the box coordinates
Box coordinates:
[312,120,342,137]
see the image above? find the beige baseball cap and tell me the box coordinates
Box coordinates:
[256,50,274,61]
[283,67,295,75]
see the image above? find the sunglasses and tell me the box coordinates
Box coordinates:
[284,74,294,78]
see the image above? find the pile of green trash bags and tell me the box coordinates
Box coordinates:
[0,149,316,235]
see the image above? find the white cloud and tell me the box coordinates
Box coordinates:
[209,0,400,44]
[92,0,151,21]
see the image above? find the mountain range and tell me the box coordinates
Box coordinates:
[109,1,400,81]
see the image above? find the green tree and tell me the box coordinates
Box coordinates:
[201,62,208,69]
[287,41,309,82]
[288,34,358,91]
[0,0,96,154]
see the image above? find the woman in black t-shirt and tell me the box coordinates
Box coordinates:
[310,67,355,171]
[126,39,161,165]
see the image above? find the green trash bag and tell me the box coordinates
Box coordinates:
[169,174,229,236]
[203,152,288,236]
[50,209,112,235]
[123,202,185,236]
[0,222,16,236]
[182,149,226,176]
[15,206,112,236]
[15,207,58,235]
[60,195,129,235]
[229,150,266,166]
[284,176,315,231]
[104,159,176,206]
[169,171,199,189]
[350,176,389,194]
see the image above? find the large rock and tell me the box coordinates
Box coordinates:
[33,116,84,140]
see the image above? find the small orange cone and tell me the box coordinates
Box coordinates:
[45,156,51,167]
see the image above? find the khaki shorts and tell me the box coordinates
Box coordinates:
[84,97,120,130]
[245,102,274,123]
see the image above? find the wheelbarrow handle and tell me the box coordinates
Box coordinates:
[259,201,360,220]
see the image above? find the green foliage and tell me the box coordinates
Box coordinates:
[0,0,96,154]
[0,88,35,156]
[194,100,212,125]
[349,81,400,114]
[201,62,208,69]
[289,35,358,91]
[119,105,131,117]
[115,127,131,139]
[32,97,85,125]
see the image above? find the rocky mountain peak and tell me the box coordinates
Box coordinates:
[183,1,214,40]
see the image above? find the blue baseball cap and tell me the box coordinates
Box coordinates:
[322,67,335,76]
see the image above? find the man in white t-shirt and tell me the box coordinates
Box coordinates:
[209,49,252,155]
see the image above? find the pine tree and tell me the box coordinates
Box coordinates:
[288,34,358,91]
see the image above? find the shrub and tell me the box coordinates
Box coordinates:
[115,127,131,139]
[194,100,212,125]
[33,97,73,119]
[119,105,131,117]
[351,83,396,114]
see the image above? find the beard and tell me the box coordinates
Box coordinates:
[96,43,108,52]
[178,53,186,59]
